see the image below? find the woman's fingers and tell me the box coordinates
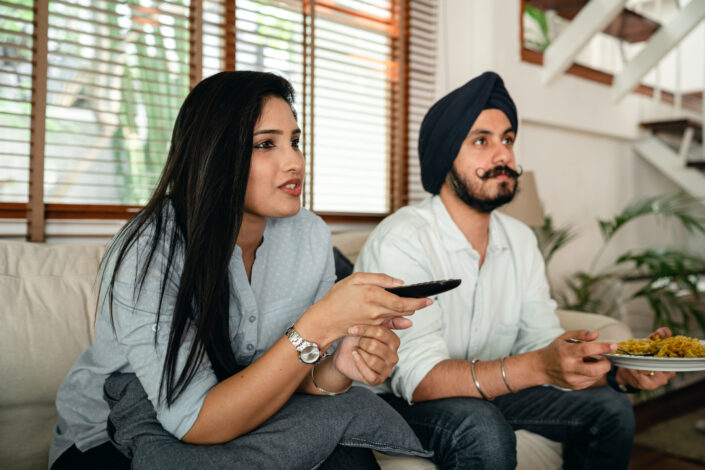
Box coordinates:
[347,325,400,377]
[352,349,384,385]
[347,272,404,288]
[370,287,433,314]
[348,325,401,351]
[383,317,412,330]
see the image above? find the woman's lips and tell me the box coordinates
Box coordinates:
[279,180,302,197]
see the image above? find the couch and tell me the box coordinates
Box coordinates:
[0,232,632,470]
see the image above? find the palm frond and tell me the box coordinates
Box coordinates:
[532,215,576,266]
[637,287,705,335]
[598,193,705,243]
[559,272,620,315]
[615,249,705,286]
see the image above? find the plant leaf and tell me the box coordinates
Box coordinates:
[597,193,705,243]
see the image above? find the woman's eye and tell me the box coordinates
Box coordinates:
[503,136,515,145]
[254,140,274,149]
[473,137,486,146]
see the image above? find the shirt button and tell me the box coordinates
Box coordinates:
[247,344,254,351]
[249,315,256,322]
[152,323,159,332]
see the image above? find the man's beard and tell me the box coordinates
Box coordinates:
[447,165,520,213]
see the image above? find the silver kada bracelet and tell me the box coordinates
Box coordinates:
[500,357,515,393]
[311,363,351,396]
[470,359,491,400]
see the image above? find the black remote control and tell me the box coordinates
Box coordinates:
[385,279,462,298]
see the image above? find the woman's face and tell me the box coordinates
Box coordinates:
[244,96,304,219]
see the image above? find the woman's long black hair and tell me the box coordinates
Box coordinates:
[103,71,296,406]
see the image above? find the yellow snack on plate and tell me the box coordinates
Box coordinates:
[616,336,705,358]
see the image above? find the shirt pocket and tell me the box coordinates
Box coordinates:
[486,322,519,359]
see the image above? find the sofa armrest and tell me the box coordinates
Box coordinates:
[556,309,632,342]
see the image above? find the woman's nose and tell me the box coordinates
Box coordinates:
[283,147,304,173]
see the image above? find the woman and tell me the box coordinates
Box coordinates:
[49,71,431,469]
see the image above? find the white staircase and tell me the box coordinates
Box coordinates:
[633,135,705,203]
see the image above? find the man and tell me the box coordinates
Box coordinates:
[355,71,674,470]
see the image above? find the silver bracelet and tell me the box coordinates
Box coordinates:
[311,363,351,396]
[470,359,491,400]
[500,357,515,393]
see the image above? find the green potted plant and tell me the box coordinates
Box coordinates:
[535,193,705,336]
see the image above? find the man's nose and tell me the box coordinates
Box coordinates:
[492,143,514,167]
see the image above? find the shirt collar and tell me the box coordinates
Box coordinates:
[430,195,509,255]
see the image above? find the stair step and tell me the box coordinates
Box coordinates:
[633,137,705,202]
[640,119,703,143]
[686,161,705,170]
[526,0,660,43]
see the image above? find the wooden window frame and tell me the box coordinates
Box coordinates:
[1,0,411,240]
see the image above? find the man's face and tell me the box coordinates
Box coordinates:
[445,108,520,213]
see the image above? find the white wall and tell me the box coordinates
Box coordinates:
[433,0,704,294]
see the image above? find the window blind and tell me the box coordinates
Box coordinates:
[202,0,224,78]
[407,0,435,204]
[43,0,191,206]
[0,0,433,240]
[232,0,396,214]
[0,0,33,204]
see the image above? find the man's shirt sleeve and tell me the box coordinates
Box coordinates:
[355,232,451,403]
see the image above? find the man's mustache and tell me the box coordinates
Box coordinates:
[475,165,523,180]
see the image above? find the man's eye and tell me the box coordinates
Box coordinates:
[292,138,300,148]
[254,140,274,149]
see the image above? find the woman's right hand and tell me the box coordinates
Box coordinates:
[295,272,432,349]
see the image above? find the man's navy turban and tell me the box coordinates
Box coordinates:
[418,71,518,194]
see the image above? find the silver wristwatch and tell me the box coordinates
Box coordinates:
[285,326,326,364]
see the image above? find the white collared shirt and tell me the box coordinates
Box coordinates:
[355,196,562,403]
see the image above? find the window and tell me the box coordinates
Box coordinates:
[44,0,191,206]
[0,0,33,204]
[231,0,399,214]
[1,0,427,240]
[406,0,436,205]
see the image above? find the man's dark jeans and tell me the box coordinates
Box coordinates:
[382,385,634,470]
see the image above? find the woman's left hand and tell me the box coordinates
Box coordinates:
[333,325,403,386]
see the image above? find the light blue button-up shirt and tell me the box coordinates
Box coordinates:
[50,206,335,466]
[355,196,562,403]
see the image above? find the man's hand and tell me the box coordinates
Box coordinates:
[537,330,617,390]
[616,368,674,390]
[617,326,675,390]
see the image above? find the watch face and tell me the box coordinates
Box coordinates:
[300,344,321,364]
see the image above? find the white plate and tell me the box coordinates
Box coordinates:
[603,340,705,372]
[602,354,705,372]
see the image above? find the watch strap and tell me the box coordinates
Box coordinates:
[285,326,327,364]
[285,326,308,352]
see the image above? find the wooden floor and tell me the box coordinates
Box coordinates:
[628,379,705,470]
